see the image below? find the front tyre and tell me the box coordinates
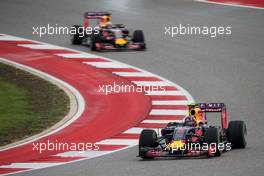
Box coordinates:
[204,127,222,157]
[138,129,158,159]
[71,25,83,45]
[90,33,101,51]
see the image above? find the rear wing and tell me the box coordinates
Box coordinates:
[188,103,227,129]
[198,103,225,112]
[83,12,111,28]
[84,12,111,19]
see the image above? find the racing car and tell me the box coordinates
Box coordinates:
[138,103,247,159]
[71,12,146,51]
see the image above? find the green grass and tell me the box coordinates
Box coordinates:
[0,63,70,146]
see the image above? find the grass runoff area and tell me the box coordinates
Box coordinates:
[0,63,69,146]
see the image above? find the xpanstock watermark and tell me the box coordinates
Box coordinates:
[32,140,99,154]
[98,81,165,95]
[165,24,232,38]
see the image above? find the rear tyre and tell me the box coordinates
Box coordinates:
[204,127,222,157]
[138,129,158,159]
[133,30,145,42]
[133,30,146,50]
[71,25,83,45]
[228,121,247,148]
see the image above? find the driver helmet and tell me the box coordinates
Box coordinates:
[100,15,111,27]
[189,107,206,126]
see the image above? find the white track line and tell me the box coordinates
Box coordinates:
[146,91,184,96]
[18,44,64,50]
[0,163,61,169]
[123,127,158,134]
[132,81,172,87]
[56,53,99,58]
[150,109,188,115]
[96,139,138,145]
[123,127,145,134]
[142,119,182,124]
[0,35,27,41]
[152,100,189,105]
[84,62,130,68]
[56,150,111,158]
[195,0,264,10]
[112,71,154,77]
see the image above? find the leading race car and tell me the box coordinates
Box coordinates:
[138,103,247,159]
[71,12,146,51]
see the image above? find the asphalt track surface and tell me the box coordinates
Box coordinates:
[0,0,264,176]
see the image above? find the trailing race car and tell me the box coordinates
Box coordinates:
[71,12,146,51]
[138,103,247,159]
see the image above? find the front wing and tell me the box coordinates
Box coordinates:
[139,147,216,158]
[95,42,146,51]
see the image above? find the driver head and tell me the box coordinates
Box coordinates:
[189,107,206,126]
[100,15,111,28]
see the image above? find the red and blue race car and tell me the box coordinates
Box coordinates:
[138,103,247,159]
[71,12,146,51]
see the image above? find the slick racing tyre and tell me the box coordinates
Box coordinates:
[139,129,158,147]
[71,25,83,45]
[138,129,158,159]
[228,121,247,148]
[90,33,101,51]
[133,30,145,43]
[205,127,222,157]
